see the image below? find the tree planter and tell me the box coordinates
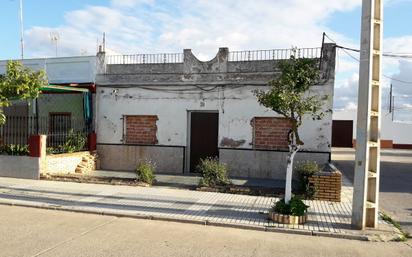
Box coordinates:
[268,211,308,225]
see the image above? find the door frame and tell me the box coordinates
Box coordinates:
[185,110,219,173]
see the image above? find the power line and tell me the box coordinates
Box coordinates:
[325,33,412,59]
[334,44,412,84]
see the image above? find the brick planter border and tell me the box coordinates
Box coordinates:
[268,211,308,224]
[309,163,342,202]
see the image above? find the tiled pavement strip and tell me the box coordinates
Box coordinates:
[0,176,393,240]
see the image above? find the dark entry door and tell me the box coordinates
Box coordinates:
[332,120,353,147]
[190,112,219,172]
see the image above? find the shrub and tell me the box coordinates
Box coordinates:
[295,161,320,199]
[135,160,156,185]
[46,147,58,155]
[0,144,29,156]
[272,196,309,216]
[58,129,86,153]
[197,157,230,187]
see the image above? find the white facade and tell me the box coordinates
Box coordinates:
[333,110,412,145]
[97,85,333,152]
[95,45,337,178]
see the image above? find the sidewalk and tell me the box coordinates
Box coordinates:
[0,177,397,241]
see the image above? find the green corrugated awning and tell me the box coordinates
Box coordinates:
[41,84,89,93]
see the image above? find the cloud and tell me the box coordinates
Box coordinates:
[23,0,361,59]
[21,0,412,120]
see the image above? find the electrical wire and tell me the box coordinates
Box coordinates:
[325,33,412,59]
[327,37,412,84]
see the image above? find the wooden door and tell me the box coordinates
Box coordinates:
[332,120,353,147]
[189,112,219,172]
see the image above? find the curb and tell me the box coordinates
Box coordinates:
[0,199,370,241]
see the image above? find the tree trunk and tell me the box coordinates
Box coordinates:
[285,144,299,204]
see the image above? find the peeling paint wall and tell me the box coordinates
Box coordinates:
[95,44,336,176]
[96,84,333,152]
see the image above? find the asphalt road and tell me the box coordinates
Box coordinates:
[332,148,412,235]
[0,205,411,257]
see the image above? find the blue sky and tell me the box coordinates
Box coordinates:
[1,0,411,120]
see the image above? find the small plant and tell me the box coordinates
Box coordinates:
[0,144,29,156]
[46,147,58,155]
[135,159,156,185]
[58,129,86,153]
[295,161,320,199]
[272,196,309,216]
[381,212,410,241]
[197,157,230,187]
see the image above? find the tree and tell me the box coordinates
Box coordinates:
[0,61,47,124]
[254,52,327,203]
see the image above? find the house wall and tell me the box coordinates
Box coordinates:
[96,45,336,178]
[333,110,412,147]
[0,56,96,84]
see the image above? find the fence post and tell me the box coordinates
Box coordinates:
[28,135,46,158]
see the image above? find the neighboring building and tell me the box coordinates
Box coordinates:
[95,44,337,179]
[332,110,412,149]
[0,56,96,147]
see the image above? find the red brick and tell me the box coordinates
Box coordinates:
[252,117,291,150]
[125,115,158,144]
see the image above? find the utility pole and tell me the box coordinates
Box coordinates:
[352,0,383,229]
[19,0,24,59]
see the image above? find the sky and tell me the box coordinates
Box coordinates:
[1,0,412,121]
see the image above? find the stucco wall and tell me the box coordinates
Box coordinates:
[220,149,330,179]
[96,85,333,152]
[97,144,184,174]
[333,110,412,144]
[0,155,41,179]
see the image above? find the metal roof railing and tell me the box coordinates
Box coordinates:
[228,47,321,62]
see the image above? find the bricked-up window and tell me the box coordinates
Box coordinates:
[252,117,292,150]
[125,115,158,144]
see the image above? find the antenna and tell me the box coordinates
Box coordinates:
[389,84,392,113]
[103,32,106,52]
[19,0,24,59]
[50,31,60,57]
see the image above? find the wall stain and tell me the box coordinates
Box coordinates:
[220,137,246,148]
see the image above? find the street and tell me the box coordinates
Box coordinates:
[332,148,412,235]
[0,205,411,257]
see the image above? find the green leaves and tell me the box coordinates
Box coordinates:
[273,196,309,216]
[0,60,47,124]
[254,53,326,145]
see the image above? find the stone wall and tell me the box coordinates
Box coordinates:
[43,151,97,175]
[309,168,342,202]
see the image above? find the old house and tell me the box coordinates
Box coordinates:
[95,44,336,179]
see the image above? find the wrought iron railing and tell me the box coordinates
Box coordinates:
[106,53,184,64]
[104,47,321,65]
[228,47,321,62]
[0,116,92,153]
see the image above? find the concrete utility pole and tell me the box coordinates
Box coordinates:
[352,0,383,229]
